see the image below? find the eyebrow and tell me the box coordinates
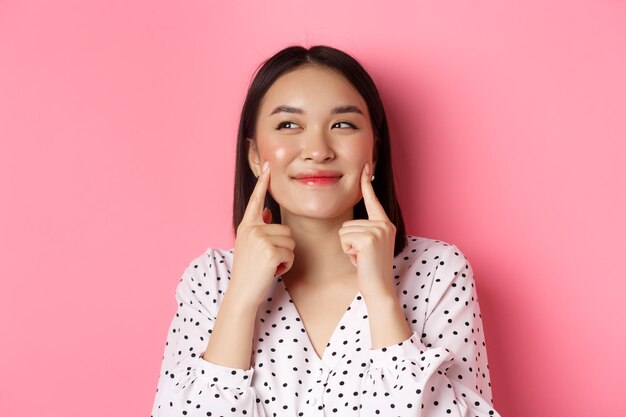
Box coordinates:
[331,105,364,115]
[270,105,303,115]
[269,104,364,116]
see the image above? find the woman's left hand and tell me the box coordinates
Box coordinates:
[338,162,397,301]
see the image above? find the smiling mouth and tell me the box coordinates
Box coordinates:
[293,176,341,186]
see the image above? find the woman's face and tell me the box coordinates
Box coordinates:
[248,65,376,221]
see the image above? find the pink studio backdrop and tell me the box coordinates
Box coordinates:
[1,1,624,416]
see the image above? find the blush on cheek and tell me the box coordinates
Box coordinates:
[273,147,286,160]
[259,145,287,166]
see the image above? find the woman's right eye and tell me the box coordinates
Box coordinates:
[275,121,300,130]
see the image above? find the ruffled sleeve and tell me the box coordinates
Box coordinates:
[150,249,266,417]
[360,244,500,416]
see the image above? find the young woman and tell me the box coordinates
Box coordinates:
[151,45,500,417]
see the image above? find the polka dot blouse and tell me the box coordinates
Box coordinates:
[151,235,500,416]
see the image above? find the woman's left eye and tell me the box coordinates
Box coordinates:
[332,121,357,129]
[276,121,300,129]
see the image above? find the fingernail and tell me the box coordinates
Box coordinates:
[364,162,370,175]
[262,161,269,173]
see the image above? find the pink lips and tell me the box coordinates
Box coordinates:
[292,170,342,185]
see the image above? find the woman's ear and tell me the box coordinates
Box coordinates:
[247,138,261,177]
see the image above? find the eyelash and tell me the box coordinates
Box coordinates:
[332,121,357,129]
[274,121,357,130]
[275,121,299,130]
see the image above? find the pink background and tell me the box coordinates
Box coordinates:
[1,1,625,416]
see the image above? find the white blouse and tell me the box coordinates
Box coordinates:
[151,235,500,416]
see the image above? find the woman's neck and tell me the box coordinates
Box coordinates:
[279,209,357,286]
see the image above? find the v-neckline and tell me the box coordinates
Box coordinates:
[278,276,361,364]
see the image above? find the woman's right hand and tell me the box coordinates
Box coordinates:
[229,162,295,307]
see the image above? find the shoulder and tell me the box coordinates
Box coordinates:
[394,235,478,321]
[396,234,468,266]
[394,234,474,289]
[186,246,234,275]
[175,246,235,313]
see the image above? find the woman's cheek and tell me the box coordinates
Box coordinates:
[259,142,288,164]
[264,145,289,202]
[271,146,287,161]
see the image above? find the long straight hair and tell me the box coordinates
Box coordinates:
[232,45,408,256]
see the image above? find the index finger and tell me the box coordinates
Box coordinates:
[360,162,387,221]
[242,161,270,224]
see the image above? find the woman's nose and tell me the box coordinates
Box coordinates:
[300,128,335,162]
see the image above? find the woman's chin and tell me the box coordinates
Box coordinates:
[280,204,354,222]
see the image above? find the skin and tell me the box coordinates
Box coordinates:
[203,65,411,369]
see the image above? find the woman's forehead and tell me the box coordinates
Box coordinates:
[259,66,368,115]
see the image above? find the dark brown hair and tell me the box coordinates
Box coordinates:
[233,45,407,255]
